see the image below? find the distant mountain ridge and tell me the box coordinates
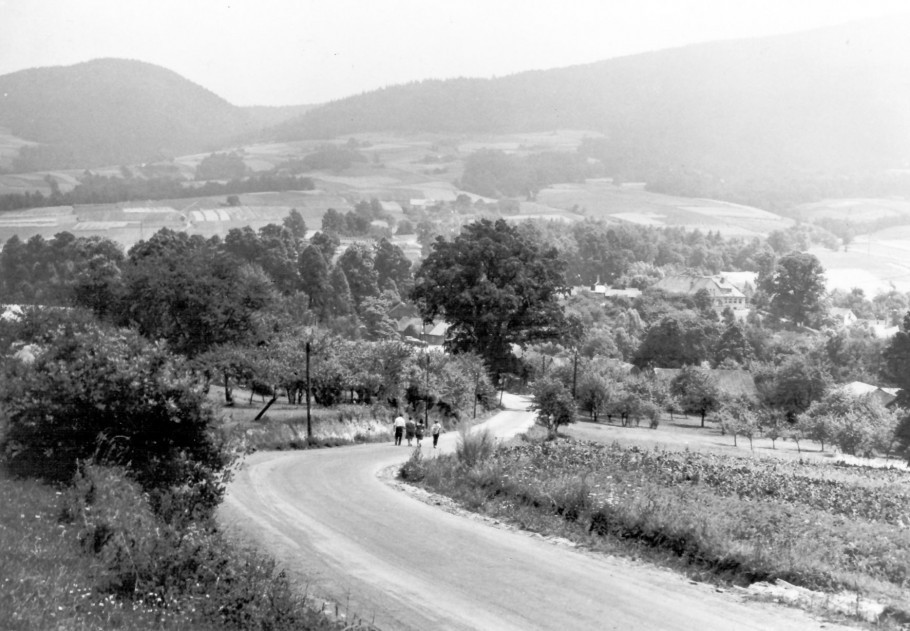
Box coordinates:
[273,16,910,180]
[0,58,255,171]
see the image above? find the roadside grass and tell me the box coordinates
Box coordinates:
[0,464,375,630]
[402,432,910,627]
[219,398,394,451]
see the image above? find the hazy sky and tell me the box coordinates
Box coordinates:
[1,0,907,106]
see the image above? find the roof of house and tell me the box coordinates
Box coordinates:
[653,274,745,299]
[379,201,403,213]
[426,321,450,337]
[842,381,900,406]
[718,272,758,293]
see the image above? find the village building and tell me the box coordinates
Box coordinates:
[570,278,641,300]
[828,307,858,329]
[841,381,901,407]
[652,273,749,315]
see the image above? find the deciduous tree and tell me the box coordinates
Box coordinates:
[759,252,826,327]
[412,218,566,379]
[670,365,721,427]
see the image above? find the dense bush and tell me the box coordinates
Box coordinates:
[60,463,365,630]
[0,311,232,520]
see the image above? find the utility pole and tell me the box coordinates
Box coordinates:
[572,347,579,400]
[305,341,312,439]
[424,347,430,427]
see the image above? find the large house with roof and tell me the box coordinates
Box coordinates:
[653,273,749,315]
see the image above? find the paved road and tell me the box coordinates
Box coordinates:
[219,395,853,630]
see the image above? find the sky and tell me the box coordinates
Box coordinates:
[1,0,908,107]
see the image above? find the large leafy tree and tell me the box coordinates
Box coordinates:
[0,311,230,516]
[670,365,721,427]
[759,252,826,327]
[758,355,831,422]
[530,376,577,438]
[633,312,719,369]
[117,229,273,357]
[298,244,331,319]
[411,218,567,378]
[337,243,379,310]
[882,311,910,404]
[374,237,413,295]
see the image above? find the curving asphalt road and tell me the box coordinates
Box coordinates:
[219,394,852,630]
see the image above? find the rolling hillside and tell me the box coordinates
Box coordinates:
[0,59,255,172]
[273,17,910,181]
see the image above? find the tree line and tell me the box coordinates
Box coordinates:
[0,171,315,212]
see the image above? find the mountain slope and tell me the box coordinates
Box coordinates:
[273,17,910,179]
[0,58,252,171]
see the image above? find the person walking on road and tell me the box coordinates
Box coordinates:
[431,420,443,448]
[415,421,425,446]
[393,413,405,446]
[405,416,416,446]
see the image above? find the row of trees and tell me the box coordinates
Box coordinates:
[0,171,315,212]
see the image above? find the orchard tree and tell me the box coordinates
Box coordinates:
[670,365,721,427]
[759,252,826,327]
[411,218,566,379]
[799,389,901,457]
[530,376,576,438]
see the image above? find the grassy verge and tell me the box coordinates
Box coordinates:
[222,403,393,451]
[400,430,910,627]
[0,464,375,630]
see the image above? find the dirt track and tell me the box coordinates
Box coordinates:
[219,395,855,630]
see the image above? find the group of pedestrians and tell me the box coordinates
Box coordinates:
[393,413,443,448]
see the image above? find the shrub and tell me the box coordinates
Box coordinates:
[398,448,426,481]
[62,463,355,630]
[455,424,496,468]
[1,314,232,520]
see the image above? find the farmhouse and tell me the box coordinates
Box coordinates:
[841,381,901,407]
[828,307,858,329]
[395,316,450,347]
[653,273,749,314]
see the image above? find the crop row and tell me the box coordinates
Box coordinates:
[495,441,910,526]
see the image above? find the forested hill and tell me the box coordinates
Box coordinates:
[273,16,910,180]
[0,58,253,171]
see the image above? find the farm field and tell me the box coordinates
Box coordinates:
[411,414,910,627]
[565,414,909,470]
[536,181,794,237]
[0,131,865,258]
[812,230,910,293]
[795,198,910,223]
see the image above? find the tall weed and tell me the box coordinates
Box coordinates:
[455,423,496,468]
